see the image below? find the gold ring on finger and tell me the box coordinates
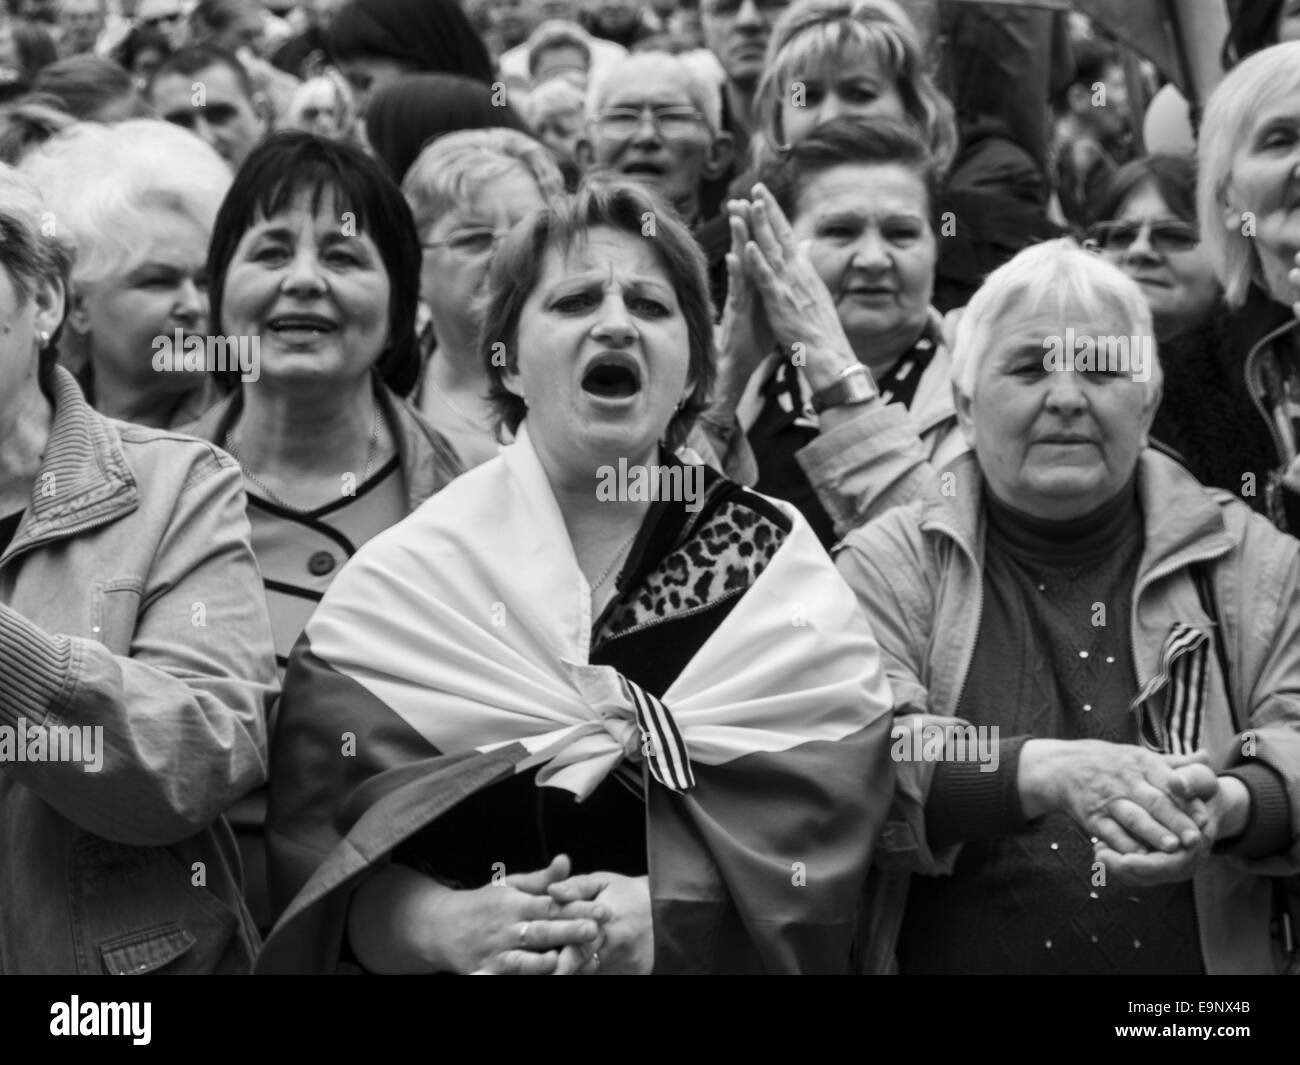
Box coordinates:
[519,921,530,950]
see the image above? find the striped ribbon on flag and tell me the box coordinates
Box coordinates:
[625,676,696,792]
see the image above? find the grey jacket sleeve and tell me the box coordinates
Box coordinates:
[0,461,275,847]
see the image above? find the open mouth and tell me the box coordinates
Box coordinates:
[268,313,337,336]
[620,161,668,177]
[581,355,642,400]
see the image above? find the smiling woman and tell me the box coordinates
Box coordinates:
[258,181,897,975]
[180,131,462,931]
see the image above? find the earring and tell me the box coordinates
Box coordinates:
[37,330,51,349]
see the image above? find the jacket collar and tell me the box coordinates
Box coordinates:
[919,447,1236,578]
[183,377,463,515]
[22,365,138,536]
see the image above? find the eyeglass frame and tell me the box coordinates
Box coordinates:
[420,226,513,256]
[590,103,710,140]
[1083,218,1201,255]
[702,0,790,17]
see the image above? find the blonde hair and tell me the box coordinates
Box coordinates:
[401,127,565,235]
[1197,41,1300,307]
[751,0,957,173]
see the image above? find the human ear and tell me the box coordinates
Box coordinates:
[702,131,735,181]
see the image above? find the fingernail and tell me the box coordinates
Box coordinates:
[1162,834,1178,850]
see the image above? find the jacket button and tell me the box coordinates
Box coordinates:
[308,551,336,576]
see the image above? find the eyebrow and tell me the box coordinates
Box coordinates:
[543,269,674,295]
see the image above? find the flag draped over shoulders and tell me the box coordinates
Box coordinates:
[258,425,896,974]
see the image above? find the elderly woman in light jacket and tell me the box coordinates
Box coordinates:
[0,165,275,974]
[841,239,1300,974]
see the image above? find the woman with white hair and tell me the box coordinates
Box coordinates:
[843,238,1300,974]
[1197,40,1300,532]
[402,126,565,467]
[21,120,231,428]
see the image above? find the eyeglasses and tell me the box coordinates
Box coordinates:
[593,104,707,139]
[421,227,509,257]
[1084,219,1200,254]
[704,0,789,16]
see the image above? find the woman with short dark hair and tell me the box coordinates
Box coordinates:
[702,115,962,543]
[258,181,895,975]
[183,131,462,930]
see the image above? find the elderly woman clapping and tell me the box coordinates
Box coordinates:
[258,182,896,975]
[702,116,964,545]
[0,165,275,973]
[842,240,1300,975]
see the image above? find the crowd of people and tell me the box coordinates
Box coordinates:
[0,0,1298,976]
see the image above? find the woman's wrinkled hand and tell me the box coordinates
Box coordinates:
[739,183,859,390]
[548,871,654,975]
[1094,764,1251,886]
[1019,739,1210,856]
[449,854,605,975]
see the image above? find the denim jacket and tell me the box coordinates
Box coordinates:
[838,450,1300,974]
[0,367,276,974]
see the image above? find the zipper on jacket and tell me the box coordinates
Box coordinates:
[1242,315,1300,466]
[923,519,984,717]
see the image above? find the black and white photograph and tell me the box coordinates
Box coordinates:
[0,0,1294,1043]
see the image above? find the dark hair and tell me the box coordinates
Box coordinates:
[757,115,939,224]
[1054,37,1121,109]
[206,131,423,395]
[31,55,142,119]
[1224,0,1284,65]
[328,0,494,85]
[7,19,57,85]
[148,44,255,100]
[113,25,172,75]
[1092,153,1197,227]
[481,180,716,451]
[0,91,74,163]
[364,73,530,183]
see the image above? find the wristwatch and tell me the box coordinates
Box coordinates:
[810,364,879,414]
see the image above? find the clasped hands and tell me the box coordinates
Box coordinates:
[1019,739,1251,887]
[463,855,653,976]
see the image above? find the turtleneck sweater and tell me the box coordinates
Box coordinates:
[896,478,1203,973]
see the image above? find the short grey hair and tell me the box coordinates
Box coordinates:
[401,127,566,236]
[586,51,724,136]
[20,119,231,291]
[951,238,1161,402]
[1197,41,1300,308]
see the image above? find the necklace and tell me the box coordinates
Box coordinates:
[225,398,381,514]
[590,528,638,594]
[427,379,484,433]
